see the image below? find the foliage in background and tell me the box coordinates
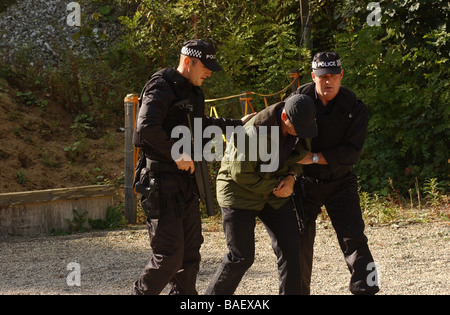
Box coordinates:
[0,0,148,123]
[119,0,309,111]
[0,0,17,14]
[89,204,128,230]
[0,0,448,201]
[329,0,449,195]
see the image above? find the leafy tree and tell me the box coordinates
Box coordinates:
[5,0,446,196]
[119,0,306,106]
[330,0,449,194]
[118,0,449,194]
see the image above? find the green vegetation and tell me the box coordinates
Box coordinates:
[88,204,128,230]
[0,0,17,14]
[120,0,450,198]
[16,169,29,186]
[52,205,128,235]
[1,0,448,222]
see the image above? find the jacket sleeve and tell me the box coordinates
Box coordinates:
[228,138,310,195]
[136,78,177,161]
[225,127,278,195]
[202,115,243,133]
[228,160,279,195]
[287,138,311,175]
[322,99,369,172]
[191,86,243,132]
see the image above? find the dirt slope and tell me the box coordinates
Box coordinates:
[0,78,125,195]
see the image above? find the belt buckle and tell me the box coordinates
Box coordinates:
[302,175,321,185]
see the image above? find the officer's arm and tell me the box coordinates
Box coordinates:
[203,115,243,133]
[321,100,369,171]
[298,152,328,165]
[136,79,177,161]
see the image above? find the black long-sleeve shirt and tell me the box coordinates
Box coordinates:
[293,82,369,180]
[134,67,242,162]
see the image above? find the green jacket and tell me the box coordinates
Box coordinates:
[216,102,311,211]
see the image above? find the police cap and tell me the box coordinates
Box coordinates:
[284,94,318,139]
[181,39,223,72]
[312,52,342,76]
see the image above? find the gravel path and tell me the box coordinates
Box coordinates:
[0,221,448,295]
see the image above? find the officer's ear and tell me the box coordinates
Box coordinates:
[281,110,288,122]
[183,55,191,67]
[179,55,192,68]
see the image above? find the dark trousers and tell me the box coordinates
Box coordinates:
[205,200,302,295]
[133,173,203,295]
[300,172,380,295]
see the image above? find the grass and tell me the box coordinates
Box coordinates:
[0,0,17,14]
[359,178,449,226]
[132,178,449,229]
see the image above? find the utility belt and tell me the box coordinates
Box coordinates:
[302,166,353,185]
[144,158,184,174]
[134,158,186,220]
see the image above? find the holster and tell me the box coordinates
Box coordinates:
[133,157,186,219]
[135,162,160,219]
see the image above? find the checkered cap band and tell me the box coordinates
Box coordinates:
[181,47,202,59]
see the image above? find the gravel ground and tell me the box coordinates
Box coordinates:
[0,221,448,295]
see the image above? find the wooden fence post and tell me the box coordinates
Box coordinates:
[289,70,302,93]
[239,92,254,116]
[124,94,138,223]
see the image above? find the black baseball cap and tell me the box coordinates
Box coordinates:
[181,39,223,72]
[312,52,342,76]
[284,94,318,138]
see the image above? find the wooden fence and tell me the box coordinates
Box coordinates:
[0,185,115,236]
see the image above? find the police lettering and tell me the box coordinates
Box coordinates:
[224,299,270,310]
[313,59,342,68]
[205,54,216,59]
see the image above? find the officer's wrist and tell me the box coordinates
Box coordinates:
[285,173,297,181]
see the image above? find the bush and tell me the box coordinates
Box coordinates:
[332,1,449,195]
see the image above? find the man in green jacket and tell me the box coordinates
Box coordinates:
[205,94,317,295]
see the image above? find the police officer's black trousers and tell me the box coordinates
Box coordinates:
[205,200,302,295]
[300,172,380,295]
[133,173,203,295]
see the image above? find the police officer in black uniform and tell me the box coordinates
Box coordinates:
[294,52,380,295]
[132,40,252,295]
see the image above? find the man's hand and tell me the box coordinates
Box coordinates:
[241,112,257,125]
[273,175,295,198]
[175,152,195,174]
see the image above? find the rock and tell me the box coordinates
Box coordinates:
[0,0,123,66]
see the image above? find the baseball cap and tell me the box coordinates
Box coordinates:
[181,39,223,72]
[284,94,318,138]
[312,52,342,76]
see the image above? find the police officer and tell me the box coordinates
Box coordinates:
[294,52,380,295]
[205,94,317,295]
[132,40,252,295]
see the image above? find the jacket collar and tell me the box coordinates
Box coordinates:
[253,102,285,127]
[309,82,355,113]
